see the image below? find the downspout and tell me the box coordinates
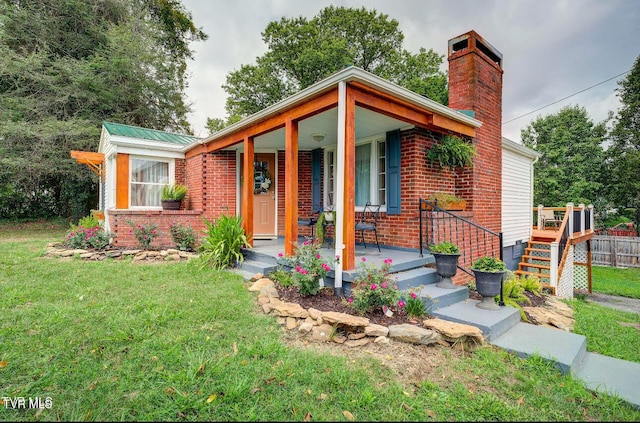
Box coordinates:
[333,81,347,296]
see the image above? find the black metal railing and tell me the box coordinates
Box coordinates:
[419,199,503,275]
[573,208,582,234]
[584,208,592,231]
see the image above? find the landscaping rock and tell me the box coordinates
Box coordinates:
[311,324,334,342]
[271,302,309,319]
[321,311,369,328]
[422,318,485,345]
[365,324,389,337]
[249,278,274,292]
[388,324,441,345]
[345,338,371,348]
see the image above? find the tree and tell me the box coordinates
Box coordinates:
[0,0,207,220]
[521,105,607,207]
[605,55,640,225]
[215,5,448,124]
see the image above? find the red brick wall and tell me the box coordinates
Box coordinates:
[203,151,236,221]
[108,209,204,249]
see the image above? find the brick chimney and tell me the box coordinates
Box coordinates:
[448,30,504,233]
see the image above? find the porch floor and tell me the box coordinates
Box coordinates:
[247,237,433,277]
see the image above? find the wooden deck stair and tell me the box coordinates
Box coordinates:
[515,238,555,294]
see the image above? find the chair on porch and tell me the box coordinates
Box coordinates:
[541,209,562,229]
[356,202,381,252]
[298,203,321,241]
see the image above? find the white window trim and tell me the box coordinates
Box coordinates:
[324,134,387,212]
[129,155,175,210]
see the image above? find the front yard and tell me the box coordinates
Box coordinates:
[1,221,639,421]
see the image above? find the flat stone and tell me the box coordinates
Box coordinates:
[422,318,485,345]
[308,308,322,320]
[257,296,270,305]
[298,322,314,333]
[166,249,179,254]
[133,252,147,260]
[332,335,347,344]
[80,252,95,259]
[348,332,366,340]
[285,317,298,330]
[374,336,390,344]
[122,249,141,255]
[271,302,309,319]
[523,307,574,331]
[388,324,441,345]
[261,303,272,314]
[260,286,279,298]
[311,324,334,342]
[249,278,274,292]
[178,251,197,258]
[365,324,389,337]
[345,338,371,347]
[146,251,160,257]
[250,273,264,282]
[321,311,369,327]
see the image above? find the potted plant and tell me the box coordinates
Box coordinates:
[161,184,188,210]
[471,256,507,310]
[425,192,467,211]
[426,134,476,171]
[430,241,460,289]
[315,209,336,247]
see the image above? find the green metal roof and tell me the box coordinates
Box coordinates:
[103,121,199,146]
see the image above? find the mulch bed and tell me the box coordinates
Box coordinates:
[277,283,551,327]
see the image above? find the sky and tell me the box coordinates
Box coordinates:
[180,0,639,144]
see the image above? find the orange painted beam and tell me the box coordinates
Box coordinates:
[342,86,357,271]
[71,150,105,162]
[116,153,129,209]
[242,136,254,246]
[284,118,299,256]
[186,89,338,157]
[349,81,476,138]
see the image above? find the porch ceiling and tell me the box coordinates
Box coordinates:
[225,106,408,152]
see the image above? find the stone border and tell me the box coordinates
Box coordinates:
[43,243,198,263]
[248,274,486,350]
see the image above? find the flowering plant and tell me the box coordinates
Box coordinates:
[169,222,197,251]
[65,225,112,250]
[404,290,427,318]
[126,217,158,250]
[348,257,403,314]
[285,239,333,296]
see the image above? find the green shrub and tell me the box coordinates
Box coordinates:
[126,218,158,250]
[65,226,112,250]
[348,258,402,314]
[161,184,188,201]
[471,256,506,272]
[426,134,476,171]
[198,215,250,270]
[403,290,427,318]
[169,223,196,251]
[430,241,459,254]
[268,268,295,288]
[289,240,332,296]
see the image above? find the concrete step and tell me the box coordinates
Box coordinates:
[491,322,587,375]
[419,284,469,312]
[432,299,521,341]
[573,352,640,409]
[239,258,278,276]
[394,267,439,290]
[241,248,278,265]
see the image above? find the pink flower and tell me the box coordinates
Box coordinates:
[316,254,321,259]
[410,292,417,299]
[300,269,308,275]
[321,264,331,272]
[370,284,377,291]
[347,297,353,303]
[303,240,309,246]
[381,282,388,289]
[384,258,393,265]
[295,265,301,272]
[398,300,406,308]
[361,257,366,262]
[278,252,283,257]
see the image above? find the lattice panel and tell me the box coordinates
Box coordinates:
[557,246,574,299]
[573,242,590,292]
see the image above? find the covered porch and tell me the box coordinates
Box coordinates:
[188,67,480,292]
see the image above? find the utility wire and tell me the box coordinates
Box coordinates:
[503,70,631,125]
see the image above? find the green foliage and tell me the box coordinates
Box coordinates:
[64,226,112,250]
[606,55,640,226]
[169,222,196,251]
[430,241,459,254]
[426,192,465,209]
[471,256,507,272]
[216,5,448,124]
[289,240,333,296]
[427,134,476,171]
[0,0,206,219]
[126,218,159,250]
[315,210,336,245]
[268,268,295,288]
[161,184,188,201]
[198,215,250,270]
[521,105,606,207]
[77,215,100,230]
[348,258,401,314]
[403,291,427,318]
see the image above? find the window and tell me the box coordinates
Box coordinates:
[325,138,386,208]
[130,158,170,207]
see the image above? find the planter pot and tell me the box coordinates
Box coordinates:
[161,200,182,210]
[433,252,460,289]
[471,269,506,311]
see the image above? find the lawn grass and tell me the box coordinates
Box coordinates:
[2,223,640,421]
[592,265,640,298]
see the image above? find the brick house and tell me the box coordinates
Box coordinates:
[74,30,552,292]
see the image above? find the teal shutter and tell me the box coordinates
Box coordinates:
[386,130,401,215]
[312,149,322,212]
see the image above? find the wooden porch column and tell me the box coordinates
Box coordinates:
[115,153,129,209]
[242,136,254,246]
[342,86,357,270]
[284,118,299,256]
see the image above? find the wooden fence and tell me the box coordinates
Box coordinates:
[592,235,640,268]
